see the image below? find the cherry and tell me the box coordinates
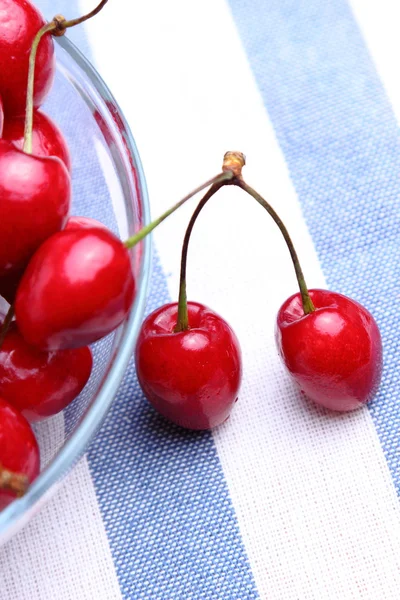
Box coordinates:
[135,302,242,430]
[0,0,55,116]
[2,109,71,171]
[135,174,242,431]
[0,322,92,422]
[15,227,135,350]
[276,289,382,412]
[0,397,39,509]
[0,140,71,276]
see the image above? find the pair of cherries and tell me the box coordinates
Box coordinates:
[135,154,383,429]
[0,0,132,507]
[136,292,382,429]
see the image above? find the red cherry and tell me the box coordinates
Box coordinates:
[135,302,242,430]
[15,228,136,350]
[0,93,3,136]
[0,0,55,116]
[2,109,71,171]
[276,289,383,412]
[0,397,39,509]
[0,322,92,422]
[0,140,71,276]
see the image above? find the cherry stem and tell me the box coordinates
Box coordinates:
[174,182,224,332]
[235,179,315,314]
[168,149,313,321]
[23,22,55,154]
[56,0,109,30]
[124,172,234,250]
[0,304,14,349]
[23,0,110,154]
[0,465,29,497]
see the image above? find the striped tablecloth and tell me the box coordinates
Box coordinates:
[2,0,400,598]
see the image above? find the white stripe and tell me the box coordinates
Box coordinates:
[1,457,122,600]
[349,0,400,126]
[83,0,400,597]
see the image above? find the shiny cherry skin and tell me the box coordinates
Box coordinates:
[135,302,242,430]
[0,397,40,509]
[0,0,55,116]
[0,93,3,136]
[15,228,136,350]
[0,140,71,277]
[0,322,92,422]
[2,109,71,171]
[276,289,383,412]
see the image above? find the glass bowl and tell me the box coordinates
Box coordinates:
[0,36,151,545]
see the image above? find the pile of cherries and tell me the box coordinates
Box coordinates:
[0,0,383,511]
[0,0,135,509]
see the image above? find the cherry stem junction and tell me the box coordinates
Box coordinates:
[123,171,234,250]
[0,464,29,497]
[23,0,110,154]
[172,151,314,321]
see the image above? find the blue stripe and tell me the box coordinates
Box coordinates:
[35,1,259,597]
[229,0,400,488]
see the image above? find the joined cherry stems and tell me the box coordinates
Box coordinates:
[174,151,314,333]
[23,0,110,154]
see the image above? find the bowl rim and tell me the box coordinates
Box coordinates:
[0,36,151,540]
